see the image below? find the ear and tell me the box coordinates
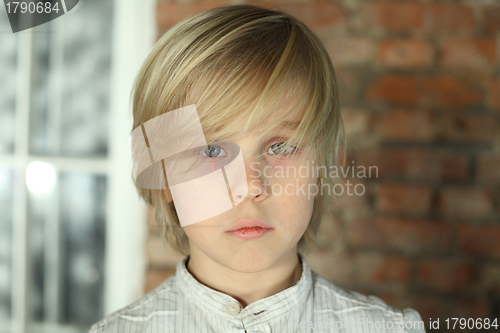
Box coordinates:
[162,187,173,203]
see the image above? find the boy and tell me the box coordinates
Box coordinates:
[90,5,425,332]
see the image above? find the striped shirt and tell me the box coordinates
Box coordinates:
[89,255,426,332]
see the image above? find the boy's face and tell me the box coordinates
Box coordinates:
[182,109,318,273]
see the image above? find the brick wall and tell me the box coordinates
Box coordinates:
[146,1,500,331]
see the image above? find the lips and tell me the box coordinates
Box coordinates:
[228,219,272,231]
[227,226,273,240]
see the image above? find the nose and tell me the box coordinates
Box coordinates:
[236,156,269,202]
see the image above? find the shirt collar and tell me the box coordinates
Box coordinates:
[175,253,312,325]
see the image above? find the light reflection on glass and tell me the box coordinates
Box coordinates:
[26,161,57,194]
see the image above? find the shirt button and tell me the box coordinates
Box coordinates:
[225,302,241,316]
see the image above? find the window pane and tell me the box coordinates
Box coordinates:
[0,10,17,155]
[59,172,106,326]
[27,171,106,329]
[29,26,51,156]
[0,168,13,321]
[29,0,114,157]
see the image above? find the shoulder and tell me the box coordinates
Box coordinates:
[310,271,426,332]
[88,274,178,333]
[311,270,392,312]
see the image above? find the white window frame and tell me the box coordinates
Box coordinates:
[105,0,156,316]
[1,0,156,331]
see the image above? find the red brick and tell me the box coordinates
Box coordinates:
[157,1,230,28]
[438,187,494,218]
[335,68,361,106]
[367,75,419,105]
[448,300,490,323]
[342,108,374,142]
[478,154,500,184]
[486,78,500,111]
[376,39,433,69]
[416,258,473,293]
[478,263,500,294]
[414,296,489,324]
[354,252,410,289]
[458,225,500,258]
[347,218,452,254]
[439,39,497,68]
[423,77,483,108]
[325,37,373,66]
[440,114,497,144]
[357,2,474,36]
[482,5,500,35]
[358,149,470,181]
[145,269,175,294]
[376,183,432,214]
[379,109,435,142]
[357,1,424,33]
[425,3,475,35]
[366,75,482,108]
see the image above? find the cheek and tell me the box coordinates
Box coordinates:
[274,177,316,227]
[182,216,223,245]
[276,195,313,246]
[182,227,204,247]
[272,164,317,199]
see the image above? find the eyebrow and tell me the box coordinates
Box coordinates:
[209,120,301,143]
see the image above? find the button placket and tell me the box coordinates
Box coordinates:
[225,301,241,316]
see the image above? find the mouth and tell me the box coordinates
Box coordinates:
[227,226,273,240]
[226,219,274,240]
[228,219,273,232]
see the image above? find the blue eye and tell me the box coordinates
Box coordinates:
[268,142,296,156]
[203,144,228,158]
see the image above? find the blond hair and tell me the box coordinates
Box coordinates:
[131,5,344,255]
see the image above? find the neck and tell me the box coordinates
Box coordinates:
[186,247,303,308]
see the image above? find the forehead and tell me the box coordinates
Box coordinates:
[213,116,303,143]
